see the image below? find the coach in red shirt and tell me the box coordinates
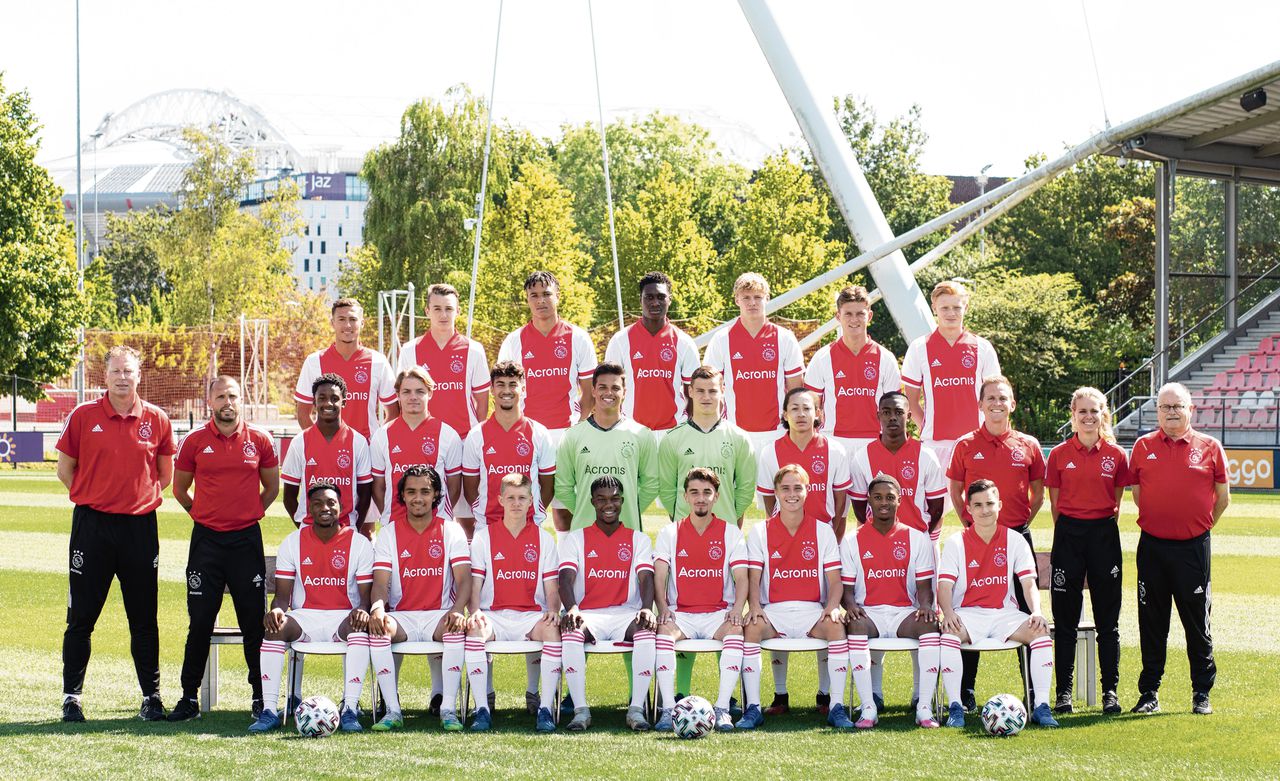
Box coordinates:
[946,374,1045,710]
[1127,382,1228,716]
[167,376,280,722]
[56,345,175,723]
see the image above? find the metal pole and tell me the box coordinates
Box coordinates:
[1154,162,1172,392]
[407,281,416,345]
[11,375,17,432]
[377,291,386,357]
[74,0,85,405]
[466,0,504,340]
[588,0,625,330]
[1224,175,1238,331]
[737,0,933,342]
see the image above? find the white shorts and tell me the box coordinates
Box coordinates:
[954,606,1029,643]
[673,610,727,640]
[287,608,348,643]
[832,437,874,460]
[763,601,824,640]
[863,604,915,639]
[580,606,638,643]
[745,428,783,457]
[547,428,569,511]
[485,609,542,641]
[391,609,449,642]
[924,439,958,512]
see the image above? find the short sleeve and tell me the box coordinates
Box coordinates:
[446,523,471,569]
[55,405,82,458]
[375,354,398,404]
[1113,445,1131,487]
[604,329,625,367]
[397,339,417,373]
[1027,436,1046,482]
[803,346,830,393]
[1011,530,1036,582]
[534,423,557,475]
[780,327,804,377]
[255,428,280,469]
[654,525,675,565]
[945,439,967,482]
[294,352,320,404]
[828,440,852,492]
[275,533,299,579]
[676,330,699,383]
[879,347,902,396]
[847,448,871,500]
[633,529,655,573]
[461,429,482,476]
[703,330,728,374]
[468,342,491,392]
[354,434,373,483]
[368,428,388,478]
[558,531,583,572]
[838,536,859,586]
[745,524,766,570]
[756,442,778,495]
[572,326,598,380]
[373,525,395,572]
[353,534,375,582]
[1043,446,1063,489]
[726,526,749,570]
[156,414,176,456]
[440,424,463,475]
[900,338,925,387]
[937,534,962,584]
[281,433,305,485]
[818,523,841,571]
[497,330,519,365]
[977,337,1002,381]
[921,447,947,498]
[539,529,560,580]
[1211,439,1228,484]
[175,431,199,472]
[911,531,935,579]
[470,530,490,578]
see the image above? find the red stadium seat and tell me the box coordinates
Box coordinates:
[1265,372,1280,390]
[1210,372,1229,391]
[1228,408,1253,428]
[1244,372,1266,391]
[1247,408,1273,429]
[1267,356,1280,372]
[1260,336,1276,354]
[1233,355,1251,371]
[1227,371,1247,390]
[1194,408,1220,429]
[1199,394,1224,411]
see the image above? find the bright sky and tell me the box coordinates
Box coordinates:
[3,0,1277,176]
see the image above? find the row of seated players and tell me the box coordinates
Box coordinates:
[246,465,1059,734]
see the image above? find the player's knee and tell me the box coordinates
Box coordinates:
[846,617,872,636]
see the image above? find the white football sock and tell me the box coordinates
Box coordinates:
[917,633,941,716]
[369,634,399,715]
[655,634,677,708]
[848,635,872,712]
[630,631,656,709]
[465,638,488,711]
[441,633,464,712]
[940,634,964,706]
[717,636,744,710]
[258,640,287,714]
[870,650,885,698]
[526,652,541,695]
[743,642,763,707]
[539,642,562,711]
[826,639,849,708]
[342,632,371,712]
[771,651,789,695]
[911,648,921,699]
[563,630,587,708]
[428,653,442,697]
[817,647,830,695]
[1029,637,1053,708]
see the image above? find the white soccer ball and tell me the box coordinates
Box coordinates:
[295,695,340,737]
[981,693,1027,736]
[672,695,716,739]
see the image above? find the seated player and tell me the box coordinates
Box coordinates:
[738,465,848,730]
[936,479,1058,729]
[466,473,564,733]
[839,474,942,729]
[249,482,374,733]
[653,468,748,732]
[366,465,470,732]
[558,476,658,732]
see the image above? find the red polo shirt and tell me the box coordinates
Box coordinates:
[948,426,1045,527]
[1128,428,1227,540]
[1045,435,1129,520]
[175,419,279,531]
[56,395,175,515]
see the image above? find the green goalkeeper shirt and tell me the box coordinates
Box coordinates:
[657,418,757,523]
[555,416,659,531]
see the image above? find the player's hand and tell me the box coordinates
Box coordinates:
[822,606,844,625]
[263,607,285,634]
[367,608,388,636]
[658,609,676,626]
[445,611,467,633]
[539,610,558,626]
[349,608,370,632]
[728,608,745,627]
[1028,612,1049,632]
[844,604,867,624]
[636,609,657,631]
[914,605,938,625]
[941,612,963,636]
[746,608,766,626]
[560,606,583,633]
[466,610,486,631]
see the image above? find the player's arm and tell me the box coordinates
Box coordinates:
[1019,574,1046,631]
[656,439,678,519]
[350,580,372,632]
[56,452,77,490]
[636,569,657,630]
[926,497,944,536]
[471,389,489,423]
[265,577,293,633]
[542,575,561,617]
[1027,479,1045,525]
[446,562,471,632]
[914,577,937,623]
[732,438,756,524]
[1047,486,1061,523]
[259,466,280,511]
[1212,481,1230,524]
[295,402,313,429]
[762,494,776,516]
[157,454,173,491]
[558,567,581,630]
[462,475,479,510]
[173,469,195,513]
[445,473,462,514]
[371,478,386,517]
[538,473,555,512]
[823,568,843,622]
[936,579,960,635]
[948,479,965,523]
[832,491,848,542]
[553,438,577,527]
[653,558,673,623]
[283,484,301,527]
[577,377,595,418]
[369,569,393,636]
[356,482,374,538]
[785,374,804,391]
[730,566,748,625]
[850,495,868,527]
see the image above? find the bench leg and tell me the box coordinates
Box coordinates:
[200,644,214,713]
[1084,630,1097,707]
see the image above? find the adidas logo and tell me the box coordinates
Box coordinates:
[486,446,496,455]
[771,551,782,559]
[930,358,942,367]
[862,550,874,559]
[378,667,391,675]
[1146,453,1157,460]
[524,351,535,359]
[494,552,505,561]
[683,448,695,455]
[732,352,743,360]
[657,664,669,672]
[261,674,270,680]
[307,457,318,466]
[588,550,598,558]
[565,666,578,674]
[1194,586,1204,594]
[252,574,263,584]
[400,549,412,559]
[638,670,652,677]
[349,677,362,684]
[850,664,862,671]
[202,445,215,453]
[835,370,846,378]
[470,667,483,675]
[968,559,979,568]
[91,424,103,432]
[633,351,643,359]
[677,549,688,557]
[1110,565,1120,576]
[448,665,462,673]
[302,557,313,565]
[392,445,402,454]
[973,452,985,460]
[1065,461,1076,469]
[580,446,591,454]
[726,664,739,672]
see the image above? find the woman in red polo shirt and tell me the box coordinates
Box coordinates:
[1045,386,1128,717]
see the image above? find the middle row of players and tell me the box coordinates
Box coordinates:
[250,464,1056,736]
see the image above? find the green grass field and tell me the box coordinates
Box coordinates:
[1,469,1278,780]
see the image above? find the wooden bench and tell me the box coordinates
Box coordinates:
[200,554,276,713]
[1035,550,1098,707]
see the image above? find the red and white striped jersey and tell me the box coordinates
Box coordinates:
[558,525,654,611]
[372,517,470,611]
[848,438,947,533]
[745,515,840,606]
[900,330,1000,442]
[470,521,559,613]
[756,434,851,523]
[604,321,699,431]
[396,332,491,437]
[838,522,935,608]
[938,525,1036,611]
[497,320,598,430]
[368,416,463,523]
[654,516,747,614]
[294,345,397,440]
[461,416,556,527]
[280,424,372,527]
[275,525,373,610]
[804,339,901,440]
[703,319,804,433]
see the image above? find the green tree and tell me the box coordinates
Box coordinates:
[475,160,596,336]
[0,74,86,398]
[98,207,173,321]
[613,163,722,333]
[722,153,848,324]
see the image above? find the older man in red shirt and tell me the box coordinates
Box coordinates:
[56,345,175,722]
[1128,382,1229,716]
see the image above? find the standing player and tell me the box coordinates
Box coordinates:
[369,368,463,526]
[57,345,175,722]
[365,465,470,732]
[703,273,805,454]
[658,366,756,526]
[936,480,1058,729]
[803,285,901,456]
[737,465,848,731]
[947,375,1044,710]
[604,271,699,438]
[248,482,375,733]
[900,281,1000,477]
[558,477,658,732]
[1128,383,1228,716]
[466,473,564,733]
[754,386,850,716]
[281,374,373,536]
[396,283,491,437]
[295,297,397,441]
[652,468,748,732]
[462,361,557,531]
[555,363,659,532]
[168,376,280,722]
[839,474,941,729]
[1045,387,1128,715]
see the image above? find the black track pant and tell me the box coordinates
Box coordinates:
[63,505,160,698]
[179,522,267,701]
[1050,515,1123,695]
[961,525,1034,695]
[1136,531,1215,694]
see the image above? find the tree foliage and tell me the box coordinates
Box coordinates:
[97,207,174,322]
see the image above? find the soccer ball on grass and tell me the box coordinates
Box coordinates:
[671,695,716,739]
[980,693,1027,736]
[295,695,340,737]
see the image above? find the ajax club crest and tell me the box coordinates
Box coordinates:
[1100,456,1116,474]
[901,464,916,481]
[422,439,436,456]
[355,369,370,385]
[660,347,675,363]
[516,440,531,457]
[762,347,777,362]
[708,544,723,561]
[811,458,826,475]
[331,552,347,571]
[618,546,632,562]
[451,358,465,374]
[337,451,352,469]
[960,352,976,369]
[524,545,538,563]
[428,542,444,559]
[864,365,877,381]
[138,420,153,440]
[242,441,258,459]
[801,545,816,561]
[892,544,908,561]
[554,343,569,360]
[993,552,1007,568]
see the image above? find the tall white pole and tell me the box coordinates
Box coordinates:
[466,0,504,340]
[588,0,625,330]
[737,0,934,342]
[74,0,85,404]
